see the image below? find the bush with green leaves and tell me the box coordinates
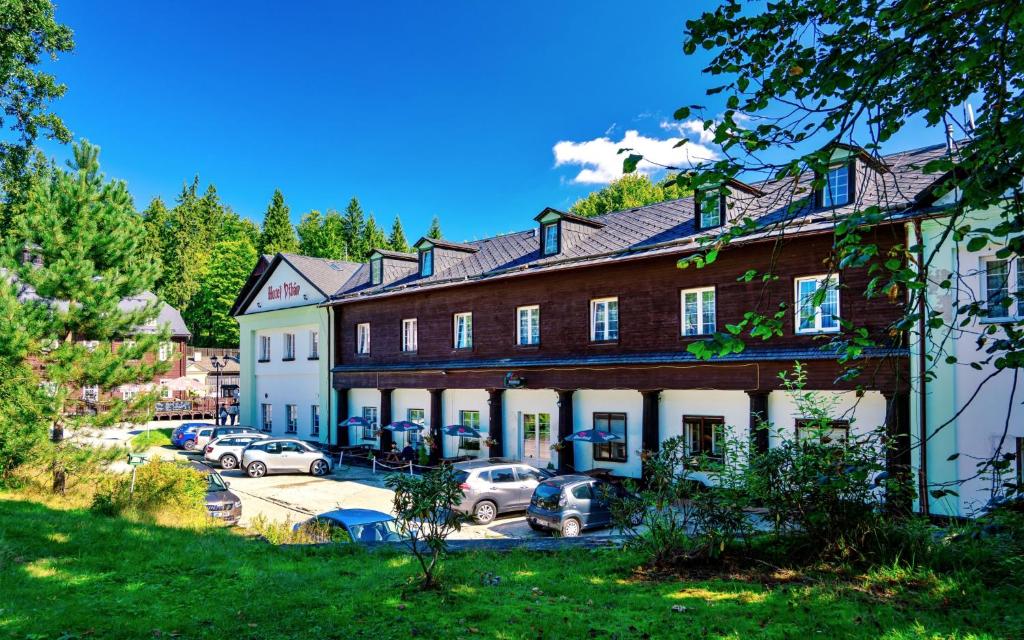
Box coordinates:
[91,459,207,524]
[385,465,471,588]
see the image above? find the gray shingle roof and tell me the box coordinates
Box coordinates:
[279,254,362,296]
[331,142,950,303]
[119,291,192,338]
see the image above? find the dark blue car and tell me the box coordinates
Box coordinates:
[293,509,404,544]
[171,423,215,450]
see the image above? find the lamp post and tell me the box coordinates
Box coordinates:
[210,354,225,423]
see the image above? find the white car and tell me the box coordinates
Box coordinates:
[204,433,269,470]
[241,438,333,478]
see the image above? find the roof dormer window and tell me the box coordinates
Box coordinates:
[822,163,852,207]
[696,189,724,229]
[420,248,434,277]
[542,222,559,256]
[370,256,382,286]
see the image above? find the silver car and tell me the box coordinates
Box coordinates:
[203,433,269,470]
[241,438,333,478]
[451,458,553,524]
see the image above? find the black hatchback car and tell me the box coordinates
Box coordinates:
[526,474,634,537]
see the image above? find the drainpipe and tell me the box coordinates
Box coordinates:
[326,305,333,449]
[913,217,930,515]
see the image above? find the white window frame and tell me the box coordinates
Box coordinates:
[590,297,619,342]
[981,255,1023,321]
[286,404,298,433]
[121,386,137,402]
[517,305,540,346]
[82,385,99,402]
[795,274,841,334]
[681,286,716,336]
[362,406,378,440]
[542,223,559,255]
[822,164,850,207]
[402,318,418,352]
[261,403,273,432]
[370,257,383,285]
[158,342,171,361]
[454,312,473,349]
[309,330,319,359]
[407,408,425,444]
[259,335,271,362]
[699,190,723,228]
[356,323,371,355]
[283,333,296,360]
[311,405,320,436]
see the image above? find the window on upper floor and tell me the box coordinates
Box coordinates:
[681,286,716,336]
[697,189,724,229]
[283,333,296,360]
[590,297,619,342]
[454,312,473,349]
[821,164,851,207]
[982,256,1022,320]
[356,323,371,355]
[420,248,434,277]
[795,274,840,334]
[542,223,559,256]
[402,318,418,352]
[309,330,319,360]
[517,305,540,346]
[370,256,383,286]
[258,335,271,362]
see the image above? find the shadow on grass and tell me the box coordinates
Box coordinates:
[0,496,1019,640]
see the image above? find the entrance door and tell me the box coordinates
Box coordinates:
[521,413,552,466]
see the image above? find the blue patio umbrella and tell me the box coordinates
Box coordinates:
[565,429,622,443]
[384,421,424,432]
[339,416,371,428]
[443,424,483,438]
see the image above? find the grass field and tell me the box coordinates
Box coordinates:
[129,427,173,450]
[0,494,1020,640]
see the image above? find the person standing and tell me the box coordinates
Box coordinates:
[228,399,239,425]
[218,404,228,426]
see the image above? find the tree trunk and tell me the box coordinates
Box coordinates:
[51,418,65,494]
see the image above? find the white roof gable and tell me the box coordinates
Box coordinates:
[241,261,325,314]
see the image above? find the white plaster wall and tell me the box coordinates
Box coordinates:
[253,324,321,378]
[503,389,559,469]
[348,388,381,447]
[767,390,887,447]
[442,389,489,459]
[254,370,320,440]
[391,389,432,449]
[572,390,644,478]
[660,390,751,456]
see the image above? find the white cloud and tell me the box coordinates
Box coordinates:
[553,121,719,185]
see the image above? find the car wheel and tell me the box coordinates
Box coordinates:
[246,462,267,478]
[473,500,497,525]
[183,439,196,451]
[220,454,237,470]
[310,459,329,476]
[560,517,581,538]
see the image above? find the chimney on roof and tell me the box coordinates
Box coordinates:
[945,122,955,155]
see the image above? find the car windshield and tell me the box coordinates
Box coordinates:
[532,483,562,510]
[207,473,227,492]
[348,519,401,542]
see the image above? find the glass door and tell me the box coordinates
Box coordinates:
[521,413,552,465]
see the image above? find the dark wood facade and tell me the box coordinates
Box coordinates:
[331,226,910,394]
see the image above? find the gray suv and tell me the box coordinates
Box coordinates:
[242,438,333,478]
[451,458,553,524]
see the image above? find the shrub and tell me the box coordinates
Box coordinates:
[248,514,348,545]
[385,465,471,588]
[91,459,207,525]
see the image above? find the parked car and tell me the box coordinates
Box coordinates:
[526,474,637,537]
[183,425,218,451]
[292,509,404,544]
[210,425,260,441]
[451,458,553,524]
[241,438,333,478]
[204,433,269,470]
[171,422,214,449]
[190,461,242,525]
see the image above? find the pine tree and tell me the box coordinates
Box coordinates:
[258,189,299,255]
[427,216,443,239]
[10,141,170,492]
[341,197,366,260]
[363,215,387,255]
[388,215,410,253]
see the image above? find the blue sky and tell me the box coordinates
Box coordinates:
[38,1,941,242]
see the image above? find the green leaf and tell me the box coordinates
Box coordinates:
[966,236,987,252]
[622,154,643,174]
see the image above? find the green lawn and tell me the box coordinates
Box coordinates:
[129,427,173,450]
[0,495,1019,640]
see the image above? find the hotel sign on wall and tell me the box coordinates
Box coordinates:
[247,262,325,313]
[266,282,301,301]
